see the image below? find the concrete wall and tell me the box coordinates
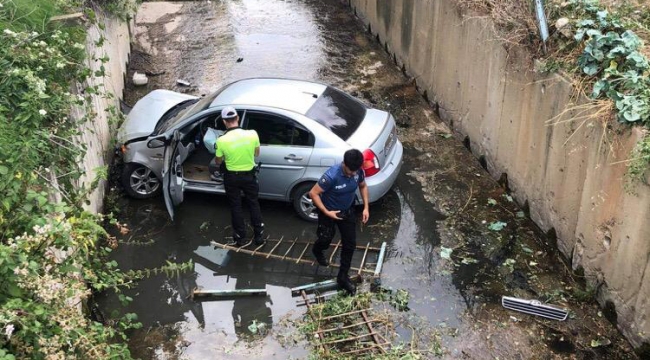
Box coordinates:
[75,13,131,214]
[348,0,650,349]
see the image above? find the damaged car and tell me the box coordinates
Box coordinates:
[116,78,403,221]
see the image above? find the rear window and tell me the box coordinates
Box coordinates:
[305,87,367,140]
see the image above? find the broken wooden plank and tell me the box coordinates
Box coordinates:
[358,243,371,276]
[329,240,341,264]
[318,319,376,334]
[282,238,298,260]
[321,332,377,345]
[362,310,386,353]
[266,236,283,258]
[296,243,310,264]
[319,308,371,321]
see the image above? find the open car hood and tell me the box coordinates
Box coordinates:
[118,90,197,142]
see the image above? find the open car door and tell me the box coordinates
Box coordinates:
[163,130,194,220]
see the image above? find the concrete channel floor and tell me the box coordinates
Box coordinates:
[100,1,637,359]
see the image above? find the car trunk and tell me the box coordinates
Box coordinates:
[346,109,396,168]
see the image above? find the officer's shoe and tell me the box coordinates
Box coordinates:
[253,233,265,246]
[337,274,356,296]
[312,248,329,267]
[227,235,247,248]
[253,224,265,246]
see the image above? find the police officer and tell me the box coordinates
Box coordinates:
[215,106,264,246]
[309,149,369,295]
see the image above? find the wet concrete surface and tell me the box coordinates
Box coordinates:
[102,0,637,358]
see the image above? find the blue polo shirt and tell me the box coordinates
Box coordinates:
[318,163,365,211]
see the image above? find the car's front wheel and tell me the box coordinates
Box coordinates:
[121,163,161,199]
[292,183,318,222]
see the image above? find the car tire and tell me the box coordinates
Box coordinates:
[292,183,318,222]
[121,163,162,199]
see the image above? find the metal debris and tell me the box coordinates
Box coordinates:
[502,296,568,321]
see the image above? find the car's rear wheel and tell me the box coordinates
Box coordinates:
[121,163,161,199]
[292,183,318,222]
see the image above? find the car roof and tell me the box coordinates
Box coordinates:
[210,78,327,115]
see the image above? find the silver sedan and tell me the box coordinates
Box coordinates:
[116,78,403,221]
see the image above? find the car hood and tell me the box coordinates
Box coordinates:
[117,90,197,142]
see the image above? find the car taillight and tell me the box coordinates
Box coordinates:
[362,149,380,177]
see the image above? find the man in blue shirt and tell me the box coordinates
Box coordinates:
[309,149,369,295]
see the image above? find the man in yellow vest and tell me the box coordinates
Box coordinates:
[215,106,264,247]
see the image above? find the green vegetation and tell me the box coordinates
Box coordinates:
[0,0,150,358]
[567,0,650,124]
[626,132,650,187]
[540,0,650,188]
[300,291,440,359]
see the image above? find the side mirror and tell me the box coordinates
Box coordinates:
[147,135,167,148]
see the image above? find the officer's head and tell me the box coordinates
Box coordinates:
[221,106,239,126]
[343,149,363,176]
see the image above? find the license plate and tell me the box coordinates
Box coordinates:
[384,126,396,154]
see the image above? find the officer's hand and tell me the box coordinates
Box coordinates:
[362,208,369,224]
[327,210,342,220]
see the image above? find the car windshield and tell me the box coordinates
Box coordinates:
[154,91,222,134]
[305,86,367,140]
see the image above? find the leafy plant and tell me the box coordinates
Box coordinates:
[569,2,650,125]
[488,221,507,231]
[0,0,141,358]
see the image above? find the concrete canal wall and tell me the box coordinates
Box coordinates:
[75,13,131,214]
[348,0,650,349]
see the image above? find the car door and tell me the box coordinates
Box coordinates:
[243,111,314,199]
[162,129,194,219]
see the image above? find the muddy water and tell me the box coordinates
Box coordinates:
[103,0,636,359]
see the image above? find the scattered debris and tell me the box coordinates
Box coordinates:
[488,221,507,231]
[555,17,569,30]
[192,288,267,299]
[176,79,191,86]
[236,57,244,62]
[590,337,612,348]
[291,279,339,296]
[440,247,453,259]
[132,72,148,86]
[248,320,268,335]
[502,296,569,321]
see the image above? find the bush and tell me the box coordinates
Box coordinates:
[0,0,139,358]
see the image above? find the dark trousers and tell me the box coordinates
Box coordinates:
[313,208,356,278]
[224,173,263,240]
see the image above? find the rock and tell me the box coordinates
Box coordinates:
[555,17,569,30]
[555,18,572,38]
[132,72,148,86]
